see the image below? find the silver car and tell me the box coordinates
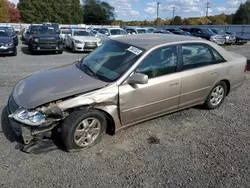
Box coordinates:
[6,34,247,153]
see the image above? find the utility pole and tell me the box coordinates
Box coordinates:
[205,2,210,24]
[171,6,176,19]
[157,1,160,19]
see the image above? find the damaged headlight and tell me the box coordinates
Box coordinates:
[9,109,46,126]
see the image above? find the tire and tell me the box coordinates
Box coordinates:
[58,50,63,54]
[61,108,107,152]
[11,47,17,56]
[71,42,75,53]
[203,81,227,109]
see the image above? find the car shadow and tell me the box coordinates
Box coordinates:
[1,106,65,154]
[21,46,61,56]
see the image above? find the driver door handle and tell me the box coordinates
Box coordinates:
[170,82,179,86]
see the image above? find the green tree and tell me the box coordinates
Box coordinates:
[172,16,182,25]
[82,0,115,24]
[225,14,234,24]
[154,18,163,26]
[18,0,83,24]
[0,0,9,22]
[233,2,250,24]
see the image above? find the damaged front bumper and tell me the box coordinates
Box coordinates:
[6,97,62,152]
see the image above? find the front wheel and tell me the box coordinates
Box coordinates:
[11,46,17,56]
[61,109,107,152]
[203,81,227,109]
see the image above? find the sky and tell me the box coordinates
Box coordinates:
[9,0,247,21]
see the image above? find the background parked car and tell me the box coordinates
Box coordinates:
[225,31,248,45]
[0,30,17,56]
[65,29,102,52]
[153,30,173,34]
[210,28,236,45]
[27,25,63,54]
[60,27,71,45]
[125,27,151,35]
[98,27,128,39]
[143,27,158,33]
[189,28,225,45]
[164,28,192,36]
[0,25,18,46]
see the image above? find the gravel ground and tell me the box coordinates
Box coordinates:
[0,41,250,188]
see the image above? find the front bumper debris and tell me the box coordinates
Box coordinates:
[6,104,61,153]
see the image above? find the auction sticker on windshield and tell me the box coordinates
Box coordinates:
[127,46,143,55]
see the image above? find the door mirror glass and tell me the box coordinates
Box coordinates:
[127,73,148,85]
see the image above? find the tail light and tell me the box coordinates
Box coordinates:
[244,64,247,72]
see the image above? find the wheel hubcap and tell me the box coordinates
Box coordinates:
[74,117,101,147]
[210,86,224,106]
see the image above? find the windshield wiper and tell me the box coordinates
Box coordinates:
[81,64,100,79]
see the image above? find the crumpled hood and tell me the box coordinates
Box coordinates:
[13,63,108,109]
[0,37,12,43]
[72,36,99,42]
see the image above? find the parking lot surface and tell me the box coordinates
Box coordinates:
[0,41,250,188]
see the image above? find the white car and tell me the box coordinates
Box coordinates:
[65,29,102,52]
[97,28,128,39]
[125,27,151,35]
[60,28,71,44]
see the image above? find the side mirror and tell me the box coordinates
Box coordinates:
[26,31,30,35]
[127,73,148,85]
[198,31,201,34]
[104,32,109,36]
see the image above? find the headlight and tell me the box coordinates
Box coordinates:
[9,108,46,126]
[226,36,229,39]
[33,38,39,43]
[74,40,83,44]
[210,36,216,40]
[5,43,13,47]
[97,39,102,46]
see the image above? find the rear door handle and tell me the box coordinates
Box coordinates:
[170,82,179,86]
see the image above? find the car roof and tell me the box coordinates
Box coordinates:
[113,34,201,50]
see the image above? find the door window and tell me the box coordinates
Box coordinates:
[181,44,215,70]
[136,45,178,78]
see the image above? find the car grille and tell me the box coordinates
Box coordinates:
[8,94,19,113]
[38,37,57,44]
[85,42,97,46]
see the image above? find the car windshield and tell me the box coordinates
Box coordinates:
[110,29,127,35]
[201,28,214,35]
[73,30,94,36]
[30,26,57,35]
[0,31,9,37]
[77,40,145,82]
[213,29,225,34]
[0,27,14,35]
[137,29,147,34]
[226,31,236,35]
[61,30,71,34]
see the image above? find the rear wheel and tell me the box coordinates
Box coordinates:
[61,109,107,152]
[203,81,227,109]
